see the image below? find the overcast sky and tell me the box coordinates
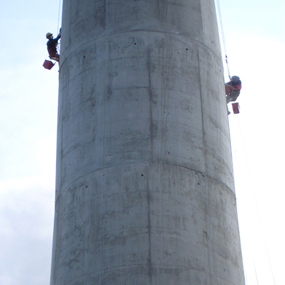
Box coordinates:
[221,0,285,284]
[0,0,284,284]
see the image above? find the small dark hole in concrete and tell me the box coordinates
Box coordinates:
[198,183,200,185]
[141,174,144,176]
[86,185,88,188]
[134,43,137,45]
[83,56,85,58]
[186,48,188,50]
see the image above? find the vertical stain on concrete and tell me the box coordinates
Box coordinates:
[147,47,154,162]
[146,174,153,285]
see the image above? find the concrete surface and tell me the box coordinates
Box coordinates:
[50,0,245,284]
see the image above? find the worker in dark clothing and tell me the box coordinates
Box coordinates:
[225,75,242,104]
[46,30,61,62]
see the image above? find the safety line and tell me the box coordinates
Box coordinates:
[215,0,231,80]
[57,0,62,34]
[233,114,276,285]
[56,0,62,55]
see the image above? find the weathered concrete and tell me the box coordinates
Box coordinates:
[50,0,244,284]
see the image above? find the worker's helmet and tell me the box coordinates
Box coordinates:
[46,32,53,39]
[231,76,241,85]
[231,76,242,89]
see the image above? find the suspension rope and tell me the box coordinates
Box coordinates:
[235,116,260,285]
[215,0,231,80]
[57,0,62,34]
[233,115,276,285]
[56,0,62,54]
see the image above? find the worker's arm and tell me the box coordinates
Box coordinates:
[54,30,61,42]
[225,84,234,95]
[54,34,61,42]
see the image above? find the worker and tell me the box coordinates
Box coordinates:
[46,29,61,62]
[225,75,242,104]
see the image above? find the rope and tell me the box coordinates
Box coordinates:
[57,0,62,34]
[215,0,231,80]
[225,55,231,81]
[232,115,276,285]
[56,0,62,54]
[235,116,260,285]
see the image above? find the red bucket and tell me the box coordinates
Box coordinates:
[232,102,240,114]
[43,60,54,70]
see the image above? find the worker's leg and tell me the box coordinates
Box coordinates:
[49,53,60,62]
[229,89,240,102]
[226,94,231,104]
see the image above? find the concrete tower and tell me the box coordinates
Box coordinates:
[50,0,244,284]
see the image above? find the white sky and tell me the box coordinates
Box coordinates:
[0,0,284,284]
